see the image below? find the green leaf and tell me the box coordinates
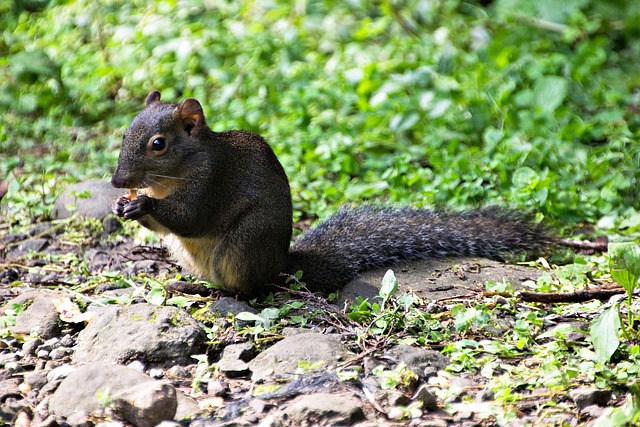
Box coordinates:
[609,242,640,295]
[235,312,264,322]
[533,76,568,113]
[166,296,194,308]
[379,270,398,302]
[145,288,166,306]
[512,167,540,191]
[590,304,621,364]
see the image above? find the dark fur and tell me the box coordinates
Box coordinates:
[114,92,549,297]
[288,206,548,293]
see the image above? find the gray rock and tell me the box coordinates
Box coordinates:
[210,297,256,317]
[338,258,544,307]
[47,362,198,425]
[73,303,206,365]
[277,393,364,426]
[413,385,438,410]
[18,238,49,253]
[581,404,605,418]
[59,334,74,347]
[111,381,178,427]
[248,333,354,382]
[48,363,157,425]
[476,386,494,402]
[47,364,76,383]
[52,180,126,220]
[385,345,448,379]
[175,392,200,421]
[218,358,250,377]
[149,368,164,379]
[24,371,49,393]
[166,365,191,379]
[0,395,28,423]
[21,338,43,357]
[569,388,612,411]
[127,360,146,372]
[207,379,230,397]
[131,259,161,274]
[49,347,71,360]
[0,379,21,401]
[222,343,254,361]
[6,290,68,340]
[103,215,123,234]
[388,391,411,406]
[40,336,60,351]
[28,223,62,238]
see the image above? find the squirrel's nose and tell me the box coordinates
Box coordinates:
[111,168,135,189]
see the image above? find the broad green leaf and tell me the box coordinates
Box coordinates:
[166,296,194,308]
[379,270,398,301]
[609,242,640,295]
[533,76,568,113]
[235,312,264,322]
[145,288,165,306]
[538,323,583,339]
[512,167,540,191]
[396,293,415,310]
[590,304,621,364]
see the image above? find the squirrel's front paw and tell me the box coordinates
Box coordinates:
[112,194,129,217]
[122,195,153,220]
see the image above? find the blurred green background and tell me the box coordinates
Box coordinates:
[1,0,639,234]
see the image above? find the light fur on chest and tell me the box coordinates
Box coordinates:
[162,234,242,292]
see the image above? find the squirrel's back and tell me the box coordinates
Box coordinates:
[288,206,548,293]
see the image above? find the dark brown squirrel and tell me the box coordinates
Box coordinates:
[112,91,549,296]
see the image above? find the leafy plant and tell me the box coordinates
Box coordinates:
[591,242,640,362]
[592,391,640,427]
[347,270,444,346]
[0,303,24,338]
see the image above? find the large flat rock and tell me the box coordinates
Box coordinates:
[338,257,543,305]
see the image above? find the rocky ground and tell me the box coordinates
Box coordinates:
[0,182,617,426]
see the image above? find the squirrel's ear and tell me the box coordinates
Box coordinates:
[145,90,161,106]
[176,98,205,132]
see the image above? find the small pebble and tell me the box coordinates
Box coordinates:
[48,348,67,360]
[36,350,50,359]
[388,406,405,420]
[149,368,164,379]
[21,339,44,357]
[59,334,74,347]
[127,360,146,372]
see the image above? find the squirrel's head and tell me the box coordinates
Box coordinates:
[112,90,207,190]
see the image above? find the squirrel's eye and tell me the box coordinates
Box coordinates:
[151,137,166,151]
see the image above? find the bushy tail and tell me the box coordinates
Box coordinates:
[287,206,549,293]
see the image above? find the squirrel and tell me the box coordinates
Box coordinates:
[112,91,549,296]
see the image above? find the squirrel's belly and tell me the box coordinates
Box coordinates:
[162,233,244,291]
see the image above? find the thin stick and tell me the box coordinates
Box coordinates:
[519,288,624,303]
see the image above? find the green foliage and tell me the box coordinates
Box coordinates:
[0,303,24,338]
[1,0,640,230]
[590,243,640,362]
[609,243,640,298]
[372,363,418,391]
[590,304,621,364]
[2,1,640,420]
[592,392,640,427]
[347,270,445,345]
